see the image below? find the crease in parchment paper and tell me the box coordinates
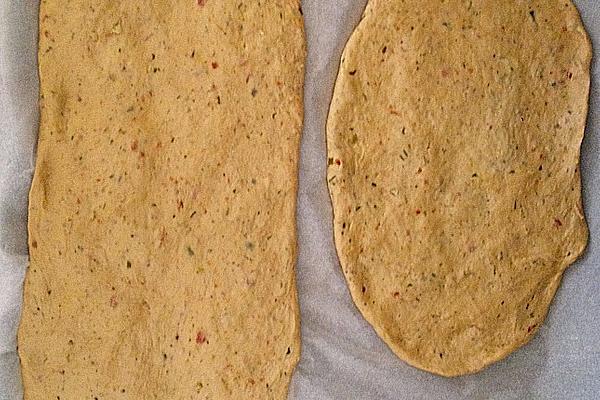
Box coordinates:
[1,2,39,399]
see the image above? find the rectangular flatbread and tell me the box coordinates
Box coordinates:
[19,1,304,398]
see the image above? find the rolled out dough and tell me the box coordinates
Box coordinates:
[327,0,591,376]
[19,1,305,398]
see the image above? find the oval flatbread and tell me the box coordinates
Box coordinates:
[327,0,591,376]
[19,1,304,398]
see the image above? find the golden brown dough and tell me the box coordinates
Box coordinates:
[19,1,305,398]
[327,0,591,376]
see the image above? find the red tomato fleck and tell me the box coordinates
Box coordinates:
[211,62,219,69]
[335,159,341,166]
[393,292,400,298]
[416,209,421,215]
[197,0,206,7]
[196,331,206,344]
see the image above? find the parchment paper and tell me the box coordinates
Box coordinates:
[1,1,598,399]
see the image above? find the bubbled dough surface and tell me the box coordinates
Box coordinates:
[327,0,591,377]
[18,0,305,398]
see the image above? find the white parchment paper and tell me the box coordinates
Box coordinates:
[1,1,599,399]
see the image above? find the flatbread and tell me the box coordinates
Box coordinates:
[19,1,304,398]
[327,0,591,376]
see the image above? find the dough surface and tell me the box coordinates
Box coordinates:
[19,1,304,398]
[327,0,590,376]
